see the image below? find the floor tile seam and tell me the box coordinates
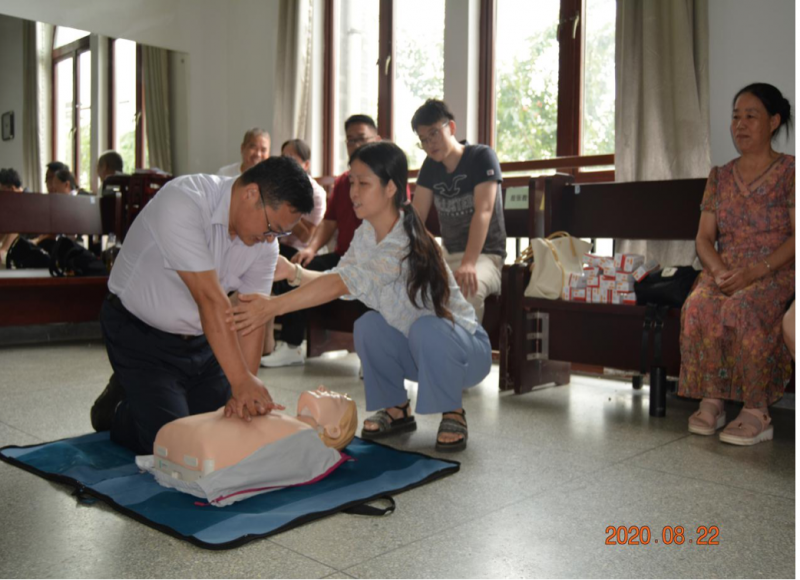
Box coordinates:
[329,473,593,573]
[266,539,349,576]
[628,463,797,502]
[0,420,44,444]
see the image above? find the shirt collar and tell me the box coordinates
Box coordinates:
[211,178,234,227]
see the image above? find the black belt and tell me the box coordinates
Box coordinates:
[106,293,200,342]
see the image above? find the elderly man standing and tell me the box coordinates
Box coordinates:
[218,128,271,178]
[90,157,314,455]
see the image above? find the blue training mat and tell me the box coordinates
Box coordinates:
[0,432,459,550]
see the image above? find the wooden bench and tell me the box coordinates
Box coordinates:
[306,186,534,357]
[0,191,120,327]
[499,174,706,416]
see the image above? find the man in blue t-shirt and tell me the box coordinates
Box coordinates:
[412,99,506,322]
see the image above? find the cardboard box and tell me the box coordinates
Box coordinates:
[567,273,587,288]
[586,275,600,288]
[614,253,645,272]
[633,260,660,282]
[584,266,600,277]
[562,287,587,302]
[615,272,635,284]
[599,276,616,292]
[615,280,635,292]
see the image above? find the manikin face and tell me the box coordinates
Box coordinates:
[241,135,271,172]
[731,92,781,155]
[297,387,353,438]
[348,159,396,223]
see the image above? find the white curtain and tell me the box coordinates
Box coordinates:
[33,22,53,193]
[272,0,314,149]
[143,45,173,174]
[22,20,40,192]
[615,0,711,266]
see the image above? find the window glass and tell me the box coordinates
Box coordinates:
[113,39,137,172]
[582,0,615,155]
[53,26,89,49]
[54,57,74,170]
[394,0,445,170]
[78,50,92,189]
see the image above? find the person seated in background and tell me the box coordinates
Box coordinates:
[261,139,328,356]
[218,128,271,178]
[51,169,79,195]
[259,114,380,368]
[680,83,794,446]
[44,161,69,193]
[0,168,23,263]
[411,99,506,324]
[97,150,125,190]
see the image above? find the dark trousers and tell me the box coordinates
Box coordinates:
[100,297,231,455]
[273,246,341,346]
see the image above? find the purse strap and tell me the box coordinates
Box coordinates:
[515,231,578,265]
[546,231,577,257]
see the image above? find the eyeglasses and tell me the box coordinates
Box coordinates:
[345,136,372,147]
[417,121,449,150]
[261,198,293,240]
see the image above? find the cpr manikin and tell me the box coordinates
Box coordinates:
[135,387,358,506]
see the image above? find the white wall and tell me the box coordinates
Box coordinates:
[708,0,795,166]
[0,0,282,175]
[0,14,24,175]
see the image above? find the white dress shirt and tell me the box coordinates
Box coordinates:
[109,174,277,336]
[217,162,242,178]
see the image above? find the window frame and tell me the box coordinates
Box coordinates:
[320,0,614,184]
[51,34,90,183]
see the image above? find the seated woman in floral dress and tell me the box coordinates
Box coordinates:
[680,83,794,446]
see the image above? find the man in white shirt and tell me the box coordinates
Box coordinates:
[90,157,314,455]
[218,128,271,178]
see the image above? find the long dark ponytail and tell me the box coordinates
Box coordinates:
[349,142,453,321]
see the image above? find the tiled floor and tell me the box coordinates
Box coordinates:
[0,341,794,578]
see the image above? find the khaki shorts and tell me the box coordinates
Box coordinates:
[441,248,503,323]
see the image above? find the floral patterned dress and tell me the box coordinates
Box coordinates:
[679,154,795,406]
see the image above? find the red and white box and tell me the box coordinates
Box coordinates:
[599,276,616,292]
[586,274,600,288]
[612,290,637,305]
[615,272,635,284]
[584,266,600,277]
[567,273,587,288]
[633,260,660,282]
[602,266,617,277]
[591,287,613,304]
[614,253,645,272]
[601,257,615,271]
[584,254,605,268]
[615,280,635,293]
[562,287,587,302]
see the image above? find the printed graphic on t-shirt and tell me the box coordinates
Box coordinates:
[433,174,468,198]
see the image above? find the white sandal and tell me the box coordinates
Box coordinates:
[719,408,773,446]
[688,400,726,436]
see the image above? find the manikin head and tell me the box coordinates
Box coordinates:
[296,386,358,450]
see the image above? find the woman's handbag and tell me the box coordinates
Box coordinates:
[520,232,592,300]
[633,266,700,308]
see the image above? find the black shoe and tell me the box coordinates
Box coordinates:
[90,373,126,432]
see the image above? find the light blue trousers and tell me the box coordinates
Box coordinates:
[354,311,492,414]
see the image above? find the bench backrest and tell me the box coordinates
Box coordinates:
[531,174,707,240]
[0,191,119,236]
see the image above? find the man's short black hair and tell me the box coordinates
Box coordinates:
[0,168,22,188]
[344,114,377,132]
[55,169,78,190]
[239,157,314,214]
[98,150,124,173]
[46,161,69,174]
[411,99,456,132]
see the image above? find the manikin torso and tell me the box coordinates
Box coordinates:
[151,387,353,482]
